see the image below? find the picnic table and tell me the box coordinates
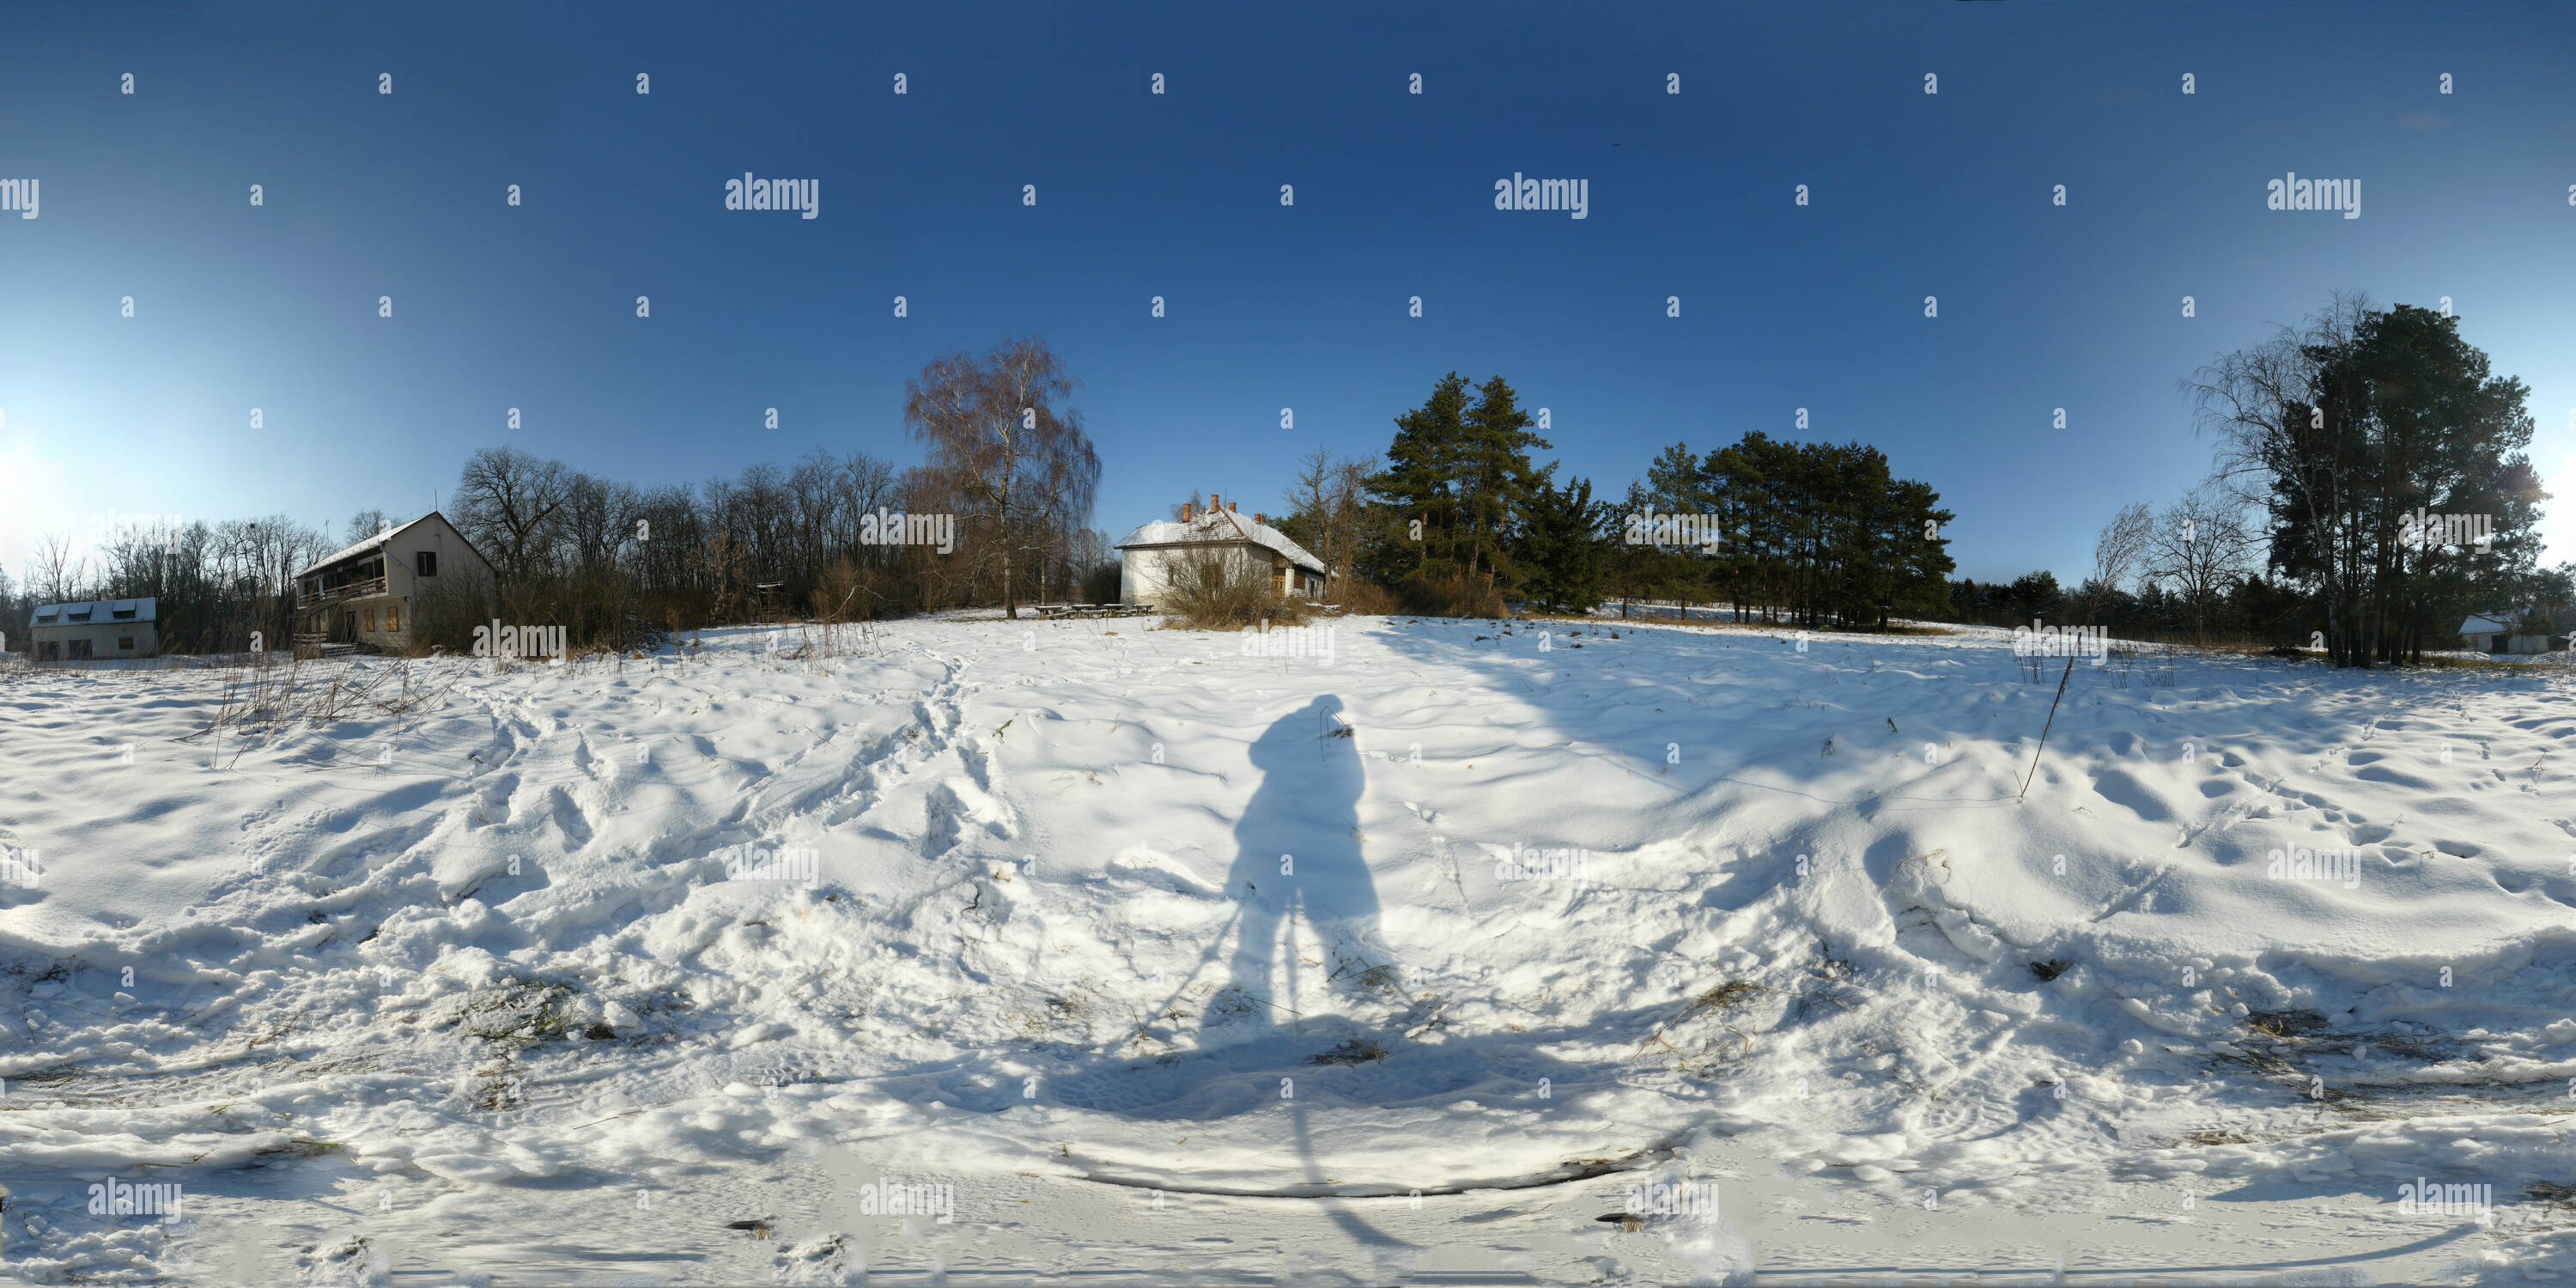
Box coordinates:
[1028,603,1154,620]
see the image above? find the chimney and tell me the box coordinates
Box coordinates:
[1209,492,1219,515]
[1182,501,1193,520]
[1230,500,1238,513]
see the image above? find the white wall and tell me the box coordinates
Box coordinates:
[31,622,158,659]
[1121,543,1279,606]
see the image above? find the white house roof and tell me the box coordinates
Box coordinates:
[30,598,157,627]
[1115,509,1327,574]
[299,513,440,578]
[2460,614,2513,635]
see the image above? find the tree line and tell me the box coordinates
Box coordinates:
[1267,372,1959,623]
[9,301,2550,665]
[4,336,1109,656]
[3,517,338,656]
[1957,295,2560,665]
[422,336,1106,649]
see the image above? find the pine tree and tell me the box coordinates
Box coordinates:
[1515,471,1607,613]
[1455,376,1553,586]
[1362,373,1473,582]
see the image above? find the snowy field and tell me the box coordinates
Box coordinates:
[7,615,2576,1284]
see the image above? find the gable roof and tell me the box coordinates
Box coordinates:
[1115,509,1327,574]
[297,511,490,579]
[2460,614,2512,635]
[30,598,156,628]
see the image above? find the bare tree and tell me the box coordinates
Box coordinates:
[2145,482,2258,644]
[1280,447,1374,597]
[2185,291,2373,663]
[453,447,576,585]
[559,474,637,577]
[30,532,82,605]
[2087,501,2154,623]
[345,509,392,546]
[904,336,1098,617]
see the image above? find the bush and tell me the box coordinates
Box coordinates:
[1394,572,1504,619]
[410,574,493,654]
[1158,547,1311,629]
[1332,577,1400,615]
[1080,561,1122,605]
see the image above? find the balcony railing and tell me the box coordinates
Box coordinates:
[301,574,387,603]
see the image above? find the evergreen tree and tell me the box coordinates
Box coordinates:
[1514,471,1607,613]
[1361,373,1473,583]
[1455,376,1554,586]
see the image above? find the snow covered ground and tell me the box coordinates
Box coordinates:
[6,614,2576,1284]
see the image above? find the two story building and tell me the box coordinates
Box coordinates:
[294,512,495,654]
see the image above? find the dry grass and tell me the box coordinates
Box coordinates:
[1546,607,1956,637]
[190,651,459,769]
[2173,1128,2257,1146]
[1330,577,1402,615]
[1629,978,1770,1076]
[1157,547,1314,630]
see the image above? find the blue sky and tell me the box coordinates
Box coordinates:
[4,1,2574,584]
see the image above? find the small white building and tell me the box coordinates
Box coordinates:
[2459,614,2512,653]
[295,511,495,654]
[2460,612,2567,654]
[1115,495,1327,608]
[27,598,158,660]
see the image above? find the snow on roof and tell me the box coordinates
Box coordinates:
[2460,614,2513,635]
[29,598,156,626]
[1114,508,1327,574]
[298,513,440,578]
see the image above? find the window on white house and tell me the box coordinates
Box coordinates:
[118,636,135,651]
[418,551,438,576]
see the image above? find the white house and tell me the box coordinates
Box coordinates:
[295,511,495,654]
[1115,494,1327,608]
[2458,613,2512,653]
[2460,611,2568,654]
[27,598,158,660]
